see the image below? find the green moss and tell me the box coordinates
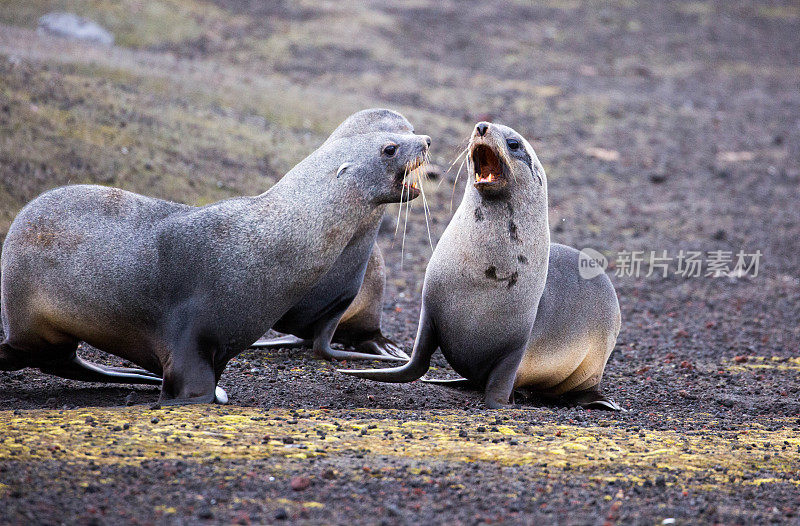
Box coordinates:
[757,6,800,20]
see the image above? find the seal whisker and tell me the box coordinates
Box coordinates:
[400,166,413,268]
[394,163,408,239]
[440,146,469,190]
[418,166,434,251]
[450,155,468,213]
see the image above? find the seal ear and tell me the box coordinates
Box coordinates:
[335,162,352,179]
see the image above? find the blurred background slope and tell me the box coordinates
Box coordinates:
[0,1,797,248]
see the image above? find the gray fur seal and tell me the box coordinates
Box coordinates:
[0,109,430,405]
[251,109,422,361]
[339,122,621,410]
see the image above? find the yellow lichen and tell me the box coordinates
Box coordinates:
[1,405,799,493]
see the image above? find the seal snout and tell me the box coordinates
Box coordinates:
[476,122,489,137]
[397,147,428,201]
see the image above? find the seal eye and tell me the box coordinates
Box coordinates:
[382,144,397,157]
[506,138,520,151]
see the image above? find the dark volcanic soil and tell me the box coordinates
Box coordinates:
[1,1,800,525]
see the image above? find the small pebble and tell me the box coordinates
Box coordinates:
[290,476,311,491]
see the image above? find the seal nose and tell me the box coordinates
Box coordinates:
[476,122,489,137]
[421,135,431,151]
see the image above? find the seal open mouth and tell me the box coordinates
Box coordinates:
[472,144,507,189]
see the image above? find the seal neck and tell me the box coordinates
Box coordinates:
[249,156,376,280]
[460,180,549,237]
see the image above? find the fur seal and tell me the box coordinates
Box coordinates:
[339,122,621,410]
[251,109,422,361]
[0,109,430,405]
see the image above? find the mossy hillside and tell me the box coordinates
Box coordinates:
[0,0,243,49]
[0,55,289,233]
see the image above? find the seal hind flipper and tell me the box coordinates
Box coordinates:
[561,388,623,412]
[39,355,162,385]
[419,376,474,388]
[338,305,436,381]
[250,334,311,350]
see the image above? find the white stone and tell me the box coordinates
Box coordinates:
[214,386,229,405]
[37,12,114,46]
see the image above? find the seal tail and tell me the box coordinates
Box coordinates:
[337,305,436,383]
[40,355,162,385]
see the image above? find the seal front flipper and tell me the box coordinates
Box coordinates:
[250,334,409,360]
[157,332,219,405]
[484,348,526,409]
[312,310,407,362]
[322,347,407,362]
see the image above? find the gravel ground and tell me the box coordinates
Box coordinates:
[1,0,800,524]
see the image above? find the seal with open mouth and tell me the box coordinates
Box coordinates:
[0,109,429,405]
[339,121,621,410]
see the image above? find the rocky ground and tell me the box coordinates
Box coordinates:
[1,0,799,524]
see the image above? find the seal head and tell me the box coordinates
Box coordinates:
[470,121,541,197]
